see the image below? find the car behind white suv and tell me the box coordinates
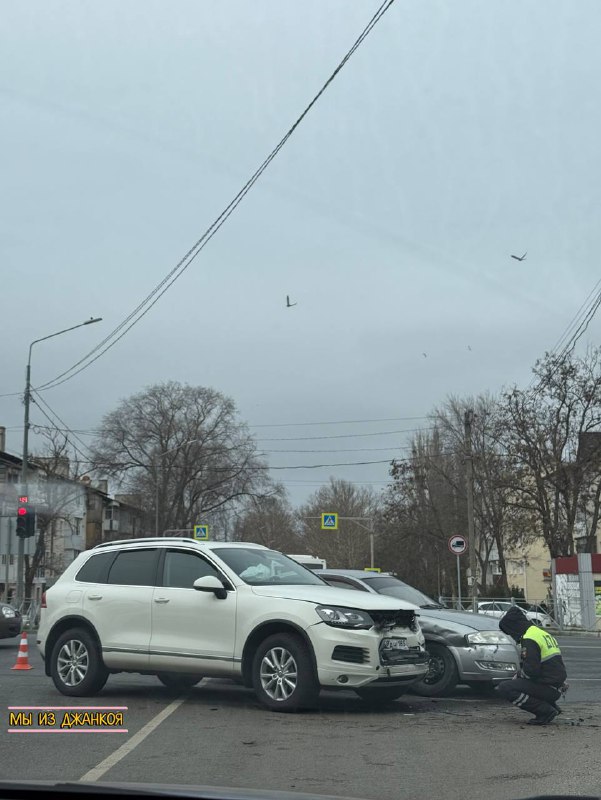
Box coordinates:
[38,539,428,711]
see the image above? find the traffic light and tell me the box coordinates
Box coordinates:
[16,496,36,538]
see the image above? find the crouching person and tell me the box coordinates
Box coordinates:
[497,606,567,726]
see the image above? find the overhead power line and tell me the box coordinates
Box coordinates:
[30,391,95,463]
[529,281,601,399]
[248,415,429,428]
[256,426,433,443]
[29,1,397,395]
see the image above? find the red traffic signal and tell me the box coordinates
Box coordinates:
[16,500,36,538]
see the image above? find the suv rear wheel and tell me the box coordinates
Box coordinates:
[252,632,319,712]
[50,628,109,697]
[157,673,202,691]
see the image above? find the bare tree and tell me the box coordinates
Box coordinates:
[499,347,601,558]
[381,395,535,596]
[297,479,379,569]
[233,485,301,551]
[91,382,269,534]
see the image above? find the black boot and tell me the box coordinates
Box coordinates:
[527,708,560,726]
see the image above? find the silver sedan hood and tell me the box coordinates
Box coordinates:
[418,607,504,632]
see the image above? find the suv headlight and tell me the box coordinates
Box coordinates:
[315,605,373,629]
[1,606,16,619]
[466,631,513,645]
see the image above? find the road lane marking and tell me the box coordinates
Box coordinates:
[80,697,185,782]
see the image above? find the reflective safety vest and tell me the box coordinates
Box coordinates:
[522,625,561,661]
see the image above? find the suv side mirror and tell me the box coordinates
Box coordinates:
[193,575,227,600]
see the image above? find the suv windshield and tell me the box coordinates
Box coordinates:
[214,548,326,586]
[362,576,439,607]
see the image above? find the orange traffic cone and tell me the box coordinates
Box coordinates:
[11,631,33,671]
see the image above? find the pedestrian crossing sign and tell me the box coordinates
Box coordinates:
[321,513,338,530]
[194,524,209,540]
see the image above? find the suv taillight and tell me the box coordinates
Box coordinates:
[41,592,47,609]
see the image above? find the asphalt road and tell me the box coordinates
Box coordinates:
[1,634,601,800]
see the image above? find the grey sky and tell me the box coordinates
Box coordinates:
[1,0,600,503]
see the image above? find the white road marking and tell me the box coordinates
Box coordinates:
[557,645,601,649]
[80,697,185,782]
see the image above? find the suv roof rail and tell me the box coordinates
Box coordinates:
[93,537,199,549]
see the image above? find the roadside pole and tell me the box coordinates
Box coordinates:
[5,517,12,603]
[464,409,477,613]
[456,554,462,610]
[449,535,467,611]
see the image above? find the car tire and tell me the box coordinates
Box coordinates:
[157,673,203,691]
[50,628,109,697]
[354,686,407,704]
[410,643,458,697]
[252,632,319,713]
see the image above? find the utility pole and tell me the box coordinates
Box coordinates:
[16,318,102,606]
[464,409,477,613]
[16,359,31,607]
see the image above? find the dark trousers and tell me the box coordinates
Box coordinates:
[497,677,561,717]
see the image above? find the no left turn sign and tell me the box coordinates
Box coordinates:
[448,535,467,555]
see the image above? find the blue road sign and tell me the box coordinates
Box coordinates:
[321,513,338,530]
[194,524,209,541]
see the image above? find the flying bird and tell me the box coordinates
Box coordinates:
[286,295,297,308]
[422,352,428,358]
[467,345,472,351]
[511,252,527,262]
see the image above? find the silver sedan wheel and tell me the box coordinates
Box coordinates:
[260,647,298,701]
[57,638,89,687]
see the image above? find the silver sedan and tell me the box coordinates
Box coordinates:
[320,570,520,697]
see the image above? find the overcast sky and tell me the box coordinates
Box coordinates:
[1,0,600,504]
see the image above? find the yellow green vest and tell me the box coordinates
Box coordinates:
[522,625,561,662]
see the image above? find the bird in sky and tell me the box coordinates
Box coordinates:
[511,252,527,262]
[286,295,297,308]
[467,345,472,351]
[422,352,428,358]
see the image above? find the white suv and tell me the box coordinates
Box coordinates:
[38,539,428,712]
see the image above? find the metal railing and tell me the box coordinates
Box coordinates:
[16,599,41,630]
[439,596,559,627]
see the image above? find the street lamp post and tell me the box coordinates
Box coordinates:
[16,317,102,606]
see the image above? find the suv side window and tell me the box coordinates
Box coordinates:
[107,549,159,587]
[162,550,224,589]
[75,551,116,584]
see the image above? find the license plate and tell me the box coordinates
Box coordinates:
[381,637,408,651]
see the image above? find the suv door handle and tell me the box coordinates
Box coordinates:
[154,597,170,604]
[88,594,103,600]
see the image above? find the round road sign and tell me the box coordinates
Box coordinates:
[448,535,467,555]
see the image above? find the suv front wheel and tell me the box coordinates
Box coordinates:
[252,632,319,712]
[50,628,109,696]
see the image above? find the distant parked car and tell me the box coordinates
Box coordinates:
[475,601,553,628]
[320,570,519,697]
[0,603,22,639]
